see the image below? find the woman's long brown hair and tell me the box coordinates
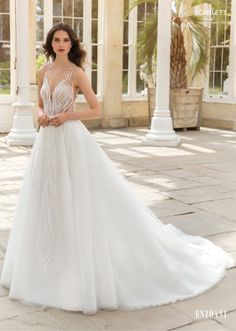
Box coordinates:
[43,22,86,68]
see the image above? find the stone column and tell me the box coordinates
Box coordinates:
[102,0,127,128]
[29,0,36,85]
[6,0,36,146]
[43,0,53,39]
[143,0,181,146]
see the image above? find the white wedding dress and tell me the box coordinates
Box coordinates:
[1,65,234,315]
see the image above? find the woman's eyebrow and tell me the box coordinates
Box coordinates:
[53,37,70,40]
[54,37,70,39]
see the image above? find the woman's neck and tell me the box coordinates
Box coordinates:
[52,56,73,68]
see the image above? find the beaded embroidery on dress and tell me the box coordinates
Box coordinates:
[41,65,75,118]
[1,64,235,314]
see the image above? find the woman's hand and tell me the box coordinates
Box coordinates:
[49,112,69,127]
[38,114,50,127]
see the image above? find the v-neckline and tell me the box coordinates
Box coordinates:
[45,67,74,102]
[44,65,74,102]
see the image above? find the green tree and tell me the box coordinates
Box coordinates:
[127,0,229,88]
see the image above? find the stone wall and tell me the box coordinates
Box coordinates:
[201,101,236,131]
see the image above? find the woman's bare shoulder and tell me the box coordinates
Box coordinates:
[73,66,86,76]
[38,63,48,76]
[72,66,88,88]
[37,63,48,84]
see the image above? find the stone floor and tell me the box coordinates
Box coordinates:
[0,126,236,331]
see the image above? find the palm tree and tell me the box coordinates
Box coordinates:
[127,0,228,89]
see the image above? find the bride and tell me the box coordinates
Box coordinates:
[0,22,234,315]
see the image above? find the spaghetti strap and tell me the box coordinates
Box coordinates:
[45,63,50,76]
[41,63,49,81]
[64,66,75,84]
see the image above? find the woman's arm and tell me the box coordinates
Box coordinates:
[68,67,102,120]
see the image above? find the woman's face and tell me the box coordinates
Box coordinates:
[51,30,72,57]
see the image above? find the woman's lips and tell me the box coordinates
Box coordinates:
[58,49,65,52]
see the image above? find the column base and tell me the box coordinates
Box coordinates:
[6,102,37,146]
[142,131,181,147]
[6,131,37,146]
[142,113,181,147]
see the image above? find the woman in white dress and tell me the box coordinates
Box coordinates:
[0,22,234,315]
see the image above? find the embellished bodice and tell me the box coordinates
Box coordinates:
[40,65,76,118]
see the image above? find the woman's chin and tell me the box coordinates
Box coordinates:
[55,52,68,56]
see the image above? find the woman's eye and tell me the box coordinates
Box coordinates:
[53,38,70,42]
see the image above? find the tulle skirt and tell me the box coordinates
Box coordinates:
[1,120,234,314]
